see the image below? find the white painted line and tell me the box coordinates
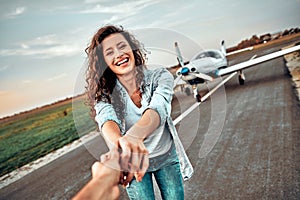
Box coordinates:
[201,72,237,102]
[173,72,237,126]
[250,54,257,60]
[173,102,201,126]
[227,46,254,56]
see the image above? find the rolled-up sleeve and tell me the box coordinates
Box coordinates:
[144,68,174,125]
[94,101,122,130]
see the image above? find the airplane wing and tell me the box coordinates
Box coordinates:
[216,44,300,76]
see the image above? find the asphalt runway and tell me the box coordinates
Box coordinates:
[0,37,299,199]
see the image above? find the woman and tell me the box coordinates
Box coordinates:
[85,25,193,200]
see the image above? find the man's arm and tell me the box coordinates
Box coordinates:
[72,149,121,200]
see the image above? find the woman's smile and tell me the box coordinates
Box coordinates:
[115,57,129,67]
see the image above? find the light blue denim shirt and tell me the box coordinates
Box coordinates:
[94,67,194,180]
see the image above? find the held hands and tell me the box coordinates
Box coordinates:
[73,142,148,200]
[102,134,149,187]
[100,109,158,187]
[117,109,159,185]
[118,134,149,186]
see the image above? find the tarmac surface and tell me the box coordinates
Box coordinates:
[0,37,299,199]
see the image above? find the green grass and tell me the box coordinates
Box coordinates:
[0,96,96,177]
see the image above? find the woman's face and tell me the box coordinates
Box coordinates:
[101,33,135,77]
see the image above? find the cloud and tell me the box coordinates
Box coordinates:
[21,44,30,49]
[80,0,158,14]
[0,45,81,58]
[0,65,9,72]
[23,80,33,84]
[84,0,110,3]
[103,14,128,24]
[23,34,58,46]
[5,6,27,18]
[47,73,67,81]
[82,0,160,27]
[0,34,83,58]
[0,90,11,96]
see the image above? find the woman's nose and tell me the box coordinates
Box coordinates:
[115,48,124,58]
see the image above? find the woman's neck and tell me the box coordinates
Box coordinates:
[117,70,138,96]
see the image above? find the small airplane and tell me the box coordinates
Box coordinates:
[173,41,300,102]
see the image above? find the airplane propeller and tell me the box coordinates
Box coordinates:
[175,42,185,68]
[173,74,182,89]
[173,42,214,90]
[173,42,185,88]
[190,72,214,81]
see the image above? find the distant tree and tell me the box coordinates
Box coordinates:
[282,29,290,36]
[250,35,259,45]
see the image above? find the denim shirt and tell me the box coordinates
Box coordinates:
[94,67,194,181]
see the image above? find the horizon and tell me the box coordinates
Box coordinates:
[1,0,299,118]
[1,29,298,120]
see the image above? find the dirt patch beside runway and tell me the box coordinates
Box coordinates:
[284,43,300,101]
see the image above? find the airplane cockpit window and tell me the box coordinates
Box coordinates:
[207,51,221,59]
[195,52,209,59]
[195,51,221,59]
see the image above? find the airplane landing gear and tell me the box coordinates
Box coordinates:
[193,86,202,102]
[185,87,191,96]
[238,70,245,85]
[196,94,201,102]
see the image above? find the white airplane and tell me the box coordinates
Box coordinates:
[173,41,300,102]
[175,41,227,84]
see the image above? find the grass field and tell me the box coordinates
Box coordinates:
[0,95,96,177]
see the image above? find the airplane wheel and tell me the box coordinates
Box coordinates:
[238,75,245,85]
[185,87,191,96]
[196,94,201,102]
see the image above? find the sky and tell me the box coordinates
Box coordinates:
[0,0,299,118]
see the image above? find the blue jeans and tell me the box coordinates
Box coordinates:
[126,160,184,200]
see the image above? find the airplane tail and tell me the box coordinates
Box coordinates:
[221,40,226,56]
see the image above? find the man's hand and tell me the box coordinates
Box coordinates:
[72,148,121,200]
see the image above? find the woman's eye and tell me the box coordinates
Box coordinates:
[106,51,113,56]
[119,44,126,49]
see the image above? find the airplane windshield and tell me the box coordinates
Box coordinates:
[195,51,221,59]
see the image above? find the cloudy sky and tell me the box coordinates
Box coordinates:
[0,0,299,118]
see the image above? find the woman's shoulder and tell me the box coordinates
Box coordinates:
[144,66,172,80]
[144,66,168,73]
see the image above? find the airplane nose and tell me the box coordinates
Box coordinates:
[181,67,189,75]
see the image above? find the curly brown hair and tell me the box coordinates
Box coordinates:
[85,25,146,122]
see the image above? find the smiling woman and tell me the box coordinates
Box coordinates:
[85,25,146,120]
[84,25,193,200]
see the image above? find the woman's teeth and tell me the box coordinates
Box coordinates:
[116,58,128,66]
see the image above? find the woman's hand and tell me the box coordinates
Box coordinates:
[118,134,149,185]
